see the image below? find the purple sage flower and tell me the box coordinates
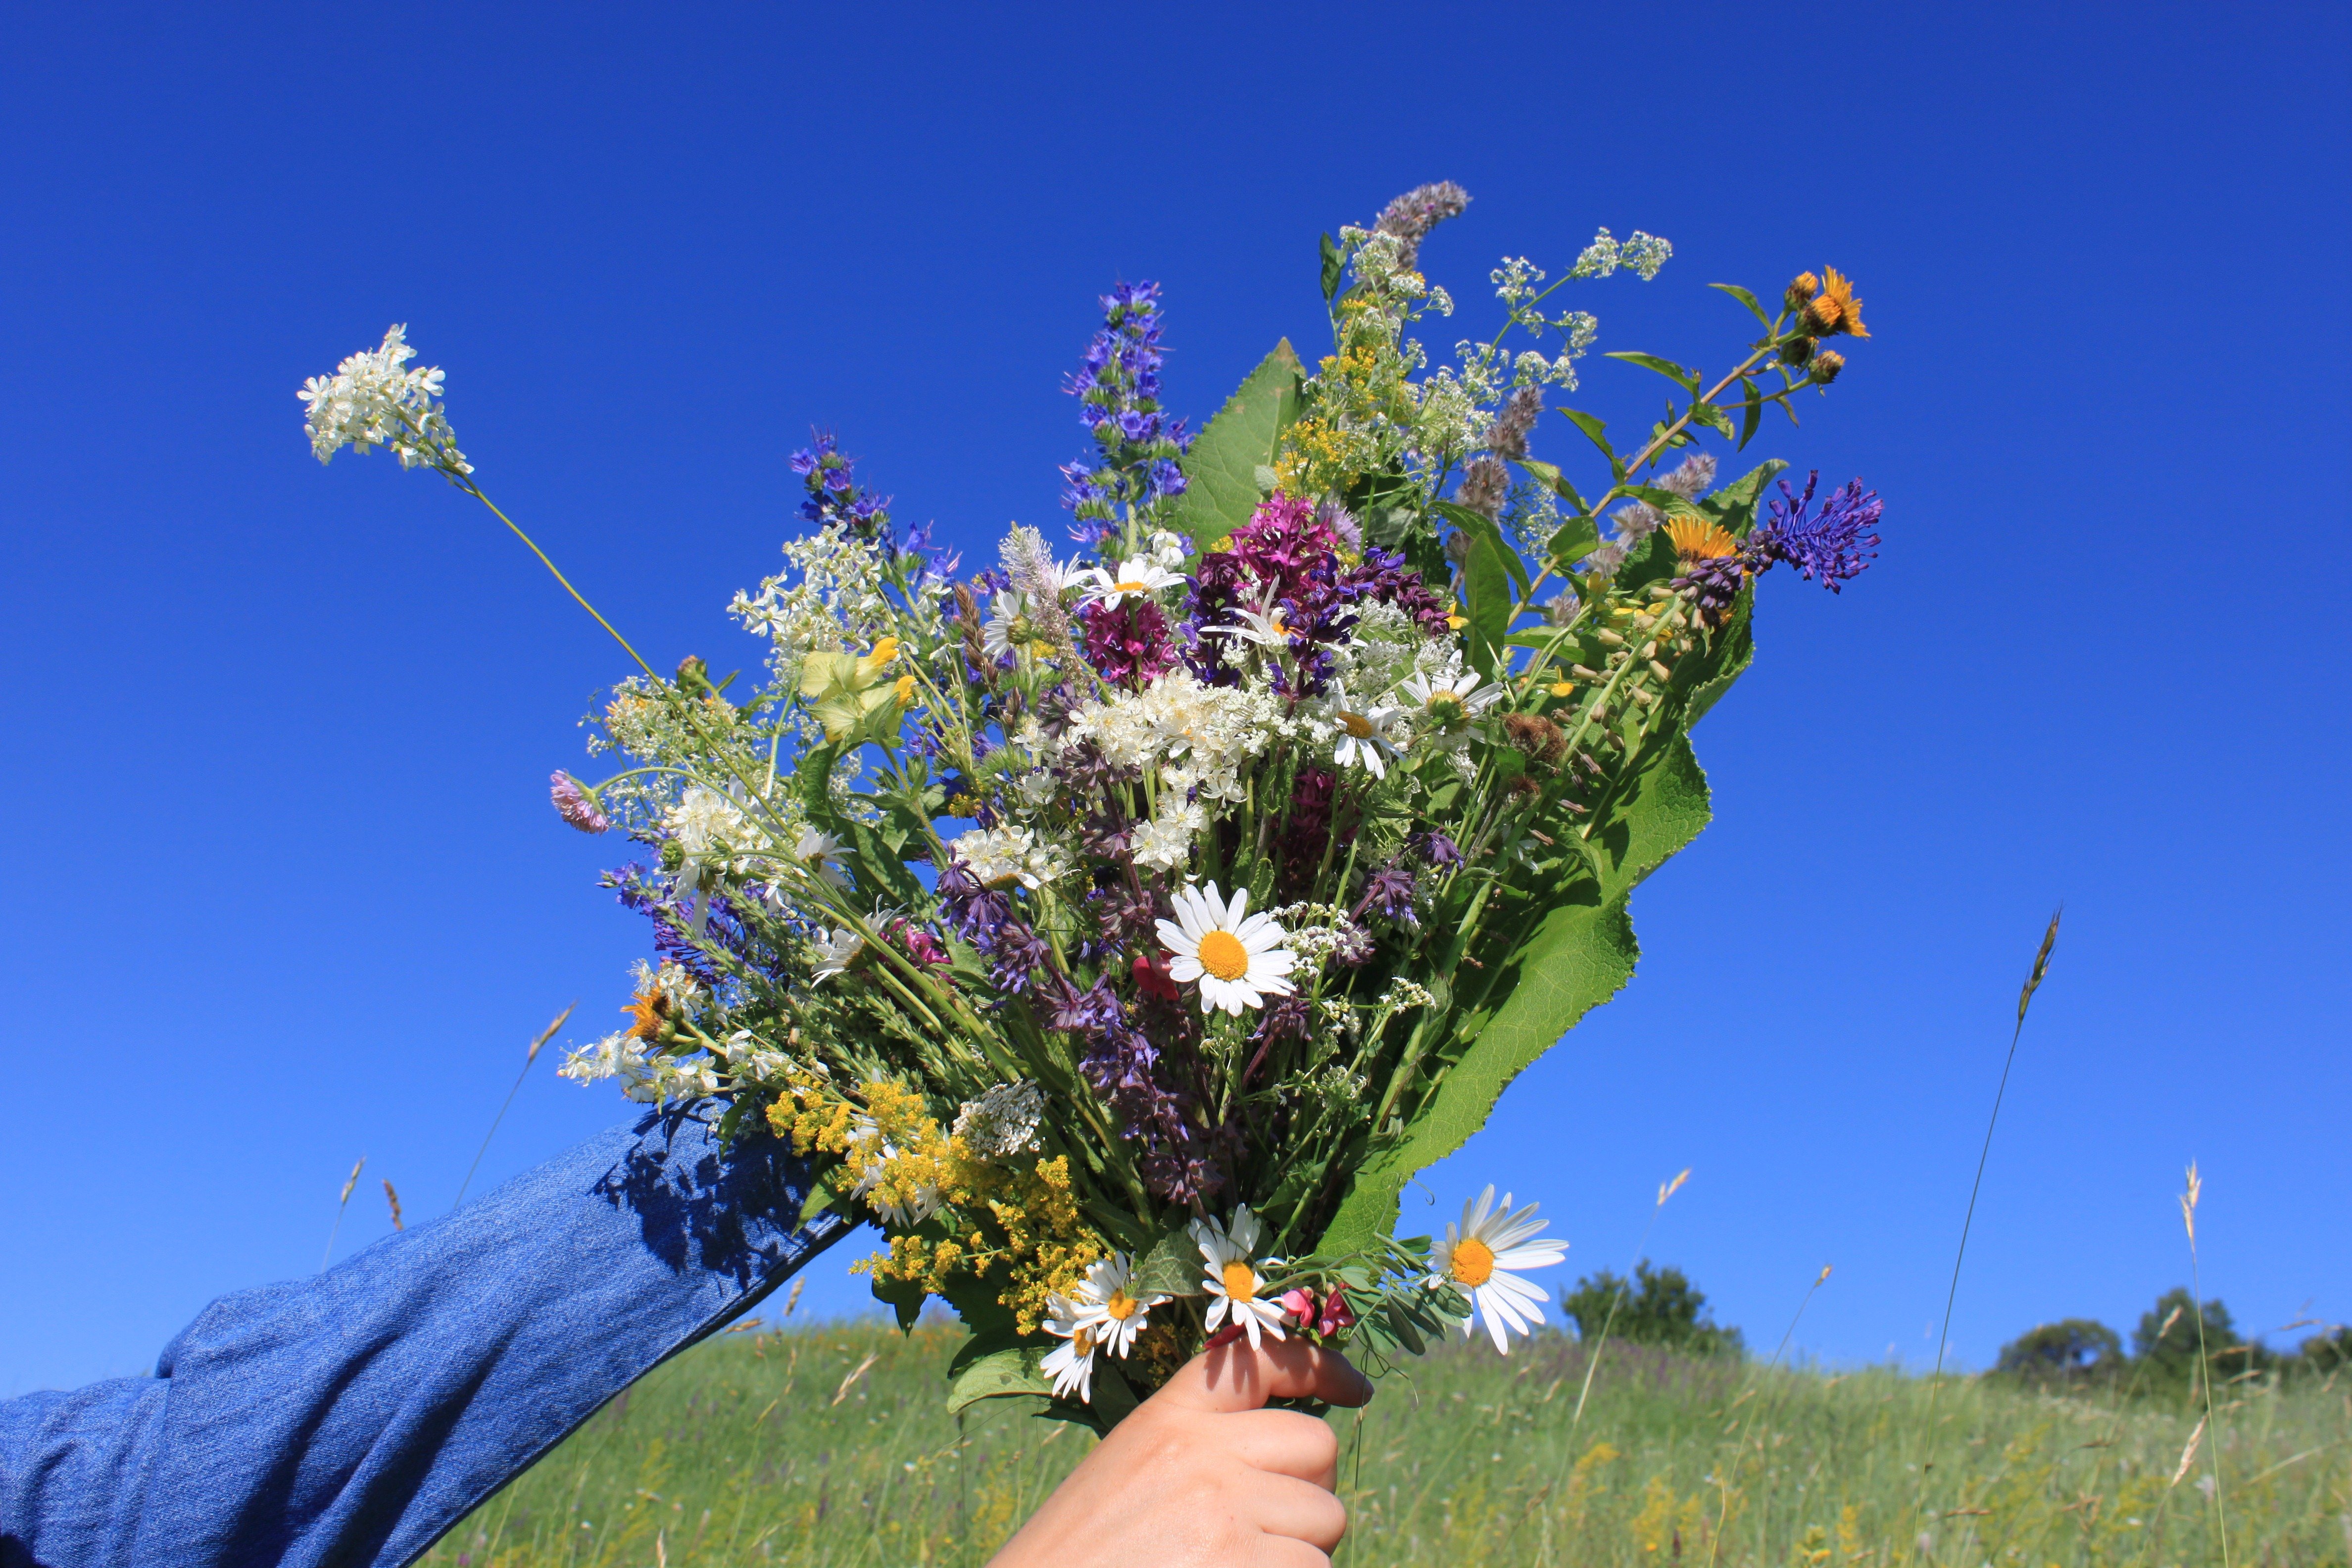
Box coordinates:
[1754,471,1882,591]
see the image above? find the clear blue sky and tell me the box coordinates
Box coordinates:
[3,3,2345,1394]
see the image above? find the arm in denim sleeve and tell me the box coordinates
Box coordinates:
[0,1108,846,1568]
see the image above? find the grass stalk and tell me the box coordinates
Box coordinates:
[453,1002,576,1211]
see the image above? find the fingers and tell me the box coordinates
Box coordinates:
[1237,1470,1349,1553]
[1251,1536,1331,1568]
[1222,1408,1342,1487]
[1163,1337,1375,1414]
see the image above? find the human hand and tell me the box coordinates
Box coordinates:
[989,1337,1374,1567]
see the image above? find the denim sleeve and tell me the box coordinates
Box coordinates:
[0,1108,847,1568]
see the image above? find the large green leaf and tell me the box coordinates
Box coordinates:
[946,1335,1054,1415]
[1319,734,1720,1255]
[1169,342,1305,549]
[1699,459,1788,539]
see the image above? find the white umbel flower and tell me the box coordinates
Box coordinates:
[1192,1205,1287,1349]
[1156,882,1296,1016]
[1323,685,1403,779]
[1431,1185,1568,1354]
[1081,555,1185,608]
[297,325,471,473]
[1040,1308,1101,1403]
[1063,1252,1169,1359]
[1400,671,1506,750]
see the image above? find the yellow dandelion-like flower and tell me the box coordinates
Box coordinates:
[1663,518,1741,564]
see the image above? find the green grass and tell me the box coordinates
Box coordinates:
[419,1320,2350,1568]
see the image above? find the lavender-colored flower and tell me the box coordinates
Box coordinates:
[789,431,902,556]
[1060,280,1193,547]
[1353,864,1421,930]
[1372,180,1472,271]
[937,857,1012,948]
[1414,830,1463,868]
[988,923,1054,995]
[1753,471,1882,591]
[1489,386,1543,461]
[550,772,610,833]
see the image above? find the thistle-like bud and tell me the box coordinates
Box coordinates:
[1784,273,1820,312]
[1803,293,1844,336]
[1811,349,1846,385]
[1779,334,1816,367]
[675,654,711,692]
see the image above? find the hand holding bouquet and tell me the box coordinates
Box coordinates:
[302,183,1880,1428]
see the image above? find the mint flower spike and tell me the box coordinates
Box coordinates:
[297,324,470,475]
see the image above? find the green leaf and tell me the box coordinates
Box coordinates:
[1320,232,1345,302]
[1604,351,1702,393]
[1709,282,1772,328]
[1319,735,1719,1256]
[1089,1361,1141,1427]
[1170,342,1306,549]
[1429,500,1530,601]
[1737,378,1762,452]
[842,816,927,908]
[797,1164,849,1228]
[871,1272,927,1334]
[1515,457,1588,516]
[1684,594,1756,730]
[1457,527,1514,678]
[1697,459,1789,539]
[1556,408,1623,480]
[945,1337,1055,1415]
[1545,513,1601,565]
[1689,401,1736,439]
[1618,484,1707,522]
[1130,1221,1206,1300]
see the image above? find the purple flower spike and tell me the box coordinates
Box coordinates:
[1755,471,1882,591]
[550,772,609,833]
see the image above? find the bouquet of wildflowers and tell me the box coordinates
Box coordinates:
[301,182,1880,1427]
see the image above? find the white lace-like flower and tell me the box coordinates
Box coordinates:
[952,825,1064,890]
[1401,671,1506,749]
[1062,1252,1169,1360]
[1431,1185,1568,1354]
[1081,556,1185,608]
[1192,1206,1287,1349]
[1323,685,1403,779]
[297,325,471,473]
[1040,1304,1101,1403]
[1128,803,1202,873]
[794,828,852,889]
[1157,882,1296,1015]
[810,928,862,983]
[952,1081,1046,1159]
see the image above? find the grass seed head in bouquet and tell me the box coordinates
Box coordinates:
[302,184,1883,1429]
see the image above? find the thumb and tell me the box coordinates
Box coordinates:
[1159,1335,1374,1415]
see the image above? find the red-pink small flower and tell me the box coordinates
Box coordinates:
[1279,1287,1319,1327]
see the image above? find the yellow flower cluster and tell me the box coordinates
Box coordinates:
[1276,294,1425,497]
[766,1069,1103,1333]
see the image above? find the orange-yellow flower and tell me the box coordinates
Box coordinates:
[1664,518,1741,564]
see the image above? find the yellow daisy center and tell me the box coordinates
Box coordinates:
[1338,711,1375,738]
[1450,1237,1497,1287]
[1105,1290,1139,1322]
[1427,693,1467,725]
[1115,579,1147,593]
[1197,929,1251,982]
[1221,1260,1259,1303]
[1073,1326,1097,1356]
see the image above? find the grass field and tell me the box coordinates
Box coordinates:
[418,1317,2349,1568]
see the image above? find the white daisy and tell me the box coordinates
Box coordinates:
[1200,590,1292,651]
[810,928,863,983]
[1156,882,1297,1016]
[1323,685,1403,779]
[1401,670,1506,749]
[1040,1296,1100,1402]
[1063,1252,1169,1359]
[982,592,1049,661]
[1081,555,1185,608]
[794,828,852,890]
[1192,1205,1287,1349]
[1431,1184,1568,1355]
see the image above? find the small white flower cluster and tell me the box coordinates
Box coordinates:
[951,824,1068,891]
[1270,903,1373,971]
[1065,670,1284,805]
[1127,798,1205,873]
[297,326,470,473]
[730,524,925,681]
[952,1080,1047,1159]
[1570,228,1674,283]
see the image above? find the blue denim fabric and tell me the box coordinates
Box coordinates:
[0,1109,845,1568]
